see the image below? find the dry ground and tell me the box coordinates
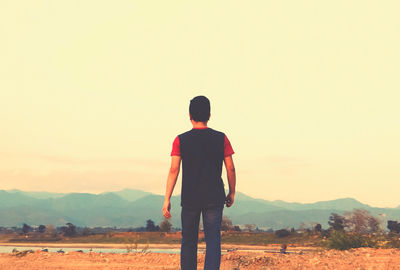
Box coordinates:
[0,247,399,270]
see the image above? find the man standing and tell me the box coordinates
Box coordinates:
[163,96,236,270]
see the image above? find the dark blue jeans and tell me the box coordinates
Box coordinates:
[181,206,223,270]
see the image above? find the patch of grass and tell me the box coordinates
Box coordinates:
[324,230,377,250]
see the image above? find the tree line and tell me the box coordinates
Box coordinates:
[0,218,175,237]
[2,209,400,238]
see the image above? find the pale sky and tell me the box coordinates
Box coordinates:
[1,1,399,207]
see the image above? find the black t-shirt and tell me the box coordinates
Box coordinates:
[178,128,226,209]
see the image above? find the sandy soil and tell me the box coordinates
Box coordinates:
[0,247,400,270]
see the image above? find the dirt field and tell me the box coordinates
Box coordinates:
[0,247,400,270]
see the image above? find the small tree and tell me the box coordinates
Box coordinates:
[233,225,241,232]
[38,225,46,233]
[61,223,76,237]
[22,223,32,234]
[344,209,381,234]
[146,219,157,232]
[329,213,345,231]
[314,224,322,233]
[159,218,172,232]
[221,216,234,231]
[244,224,256,232]
[46,224,57,237]
[387,220,400,234]
[367,214,381,233]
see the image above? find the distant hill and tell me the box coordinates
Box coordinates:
[5,189,67,199]
[0,190,41,209]
[265,197,372,211]
[101,189,153,202]
[1,189,399,229]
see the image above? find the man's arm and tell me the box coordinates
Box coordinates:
[162,155,181,218]
[224,155,236,207]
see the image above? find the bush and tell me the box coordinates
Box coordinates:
[326,230,376,250]
[387,220,400,234]
[221,216,234,231]
[159,219,172,232]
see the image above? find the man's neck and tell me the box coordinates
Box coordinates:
[191,121,208,129]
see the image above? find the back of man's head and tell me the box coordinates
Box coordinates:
[189,96,210,122]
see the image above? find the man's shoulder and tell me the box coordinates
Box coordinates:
[177,129,193,138]
[208,128,225,136]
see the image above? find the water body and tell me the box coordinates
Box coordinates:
[0,246,181,254]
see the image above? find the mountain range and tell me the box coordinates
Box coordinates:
[0,189,399,230]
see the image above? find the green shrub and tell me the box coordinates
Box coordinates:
[326,230,376,250]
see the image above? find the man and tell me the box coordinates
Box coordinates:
[162,95,236,270]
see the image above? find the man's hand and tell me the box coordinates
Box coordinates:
[224,155,236,208]
[162,156,181,219]
[225,192,235,207]
[162,200,171,219]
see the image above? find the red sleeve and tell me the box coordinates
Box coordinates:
[224,135,234,157]
[170,136,181,156]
